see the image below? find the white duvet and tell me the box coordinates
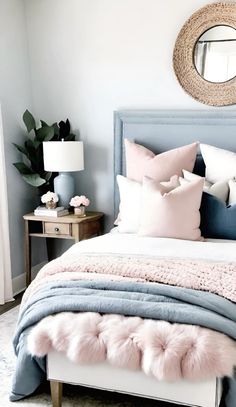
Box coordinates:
[66,229,236,263]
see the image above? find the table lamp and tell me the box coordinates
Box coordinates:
[43,140,84,207]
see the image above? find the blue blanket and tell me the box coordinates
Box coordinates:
[11,280,236,405]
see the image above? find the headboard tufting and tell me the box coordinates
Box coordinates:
[113,110,236,216]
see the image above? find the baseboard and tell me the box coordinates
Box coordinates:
[12,262,47,295]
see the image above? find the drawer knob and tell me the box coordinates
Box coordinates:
[54,227,60,232]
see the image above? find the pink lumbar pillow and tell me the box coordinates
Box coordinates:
[138,176,204,241]
[125,139,198,183]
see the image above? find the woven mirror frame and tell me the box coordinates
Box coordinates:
[173,2,236,106]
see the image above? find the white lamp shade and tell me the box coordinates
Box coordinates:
[43,141,84,172]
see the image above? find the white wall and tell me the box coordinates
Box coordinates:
[0,0,44,284]
[24,0,228,232]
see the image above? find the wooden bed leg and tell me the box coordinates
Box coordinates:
[50,380,63,407]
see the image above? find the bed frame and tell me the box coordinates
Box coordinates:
[47,109,236,407]
[48,352,222,407]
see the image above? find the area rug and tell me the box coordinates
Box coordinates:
[0,305,175,407]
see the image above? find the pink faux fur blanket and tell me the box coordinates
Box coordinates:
[23,253,236,304]
[28,312,236,381]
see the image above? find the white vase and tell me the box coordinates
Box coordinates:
[74,206,86,217]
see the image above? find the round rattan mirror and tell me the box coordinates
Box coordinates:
[173,2,236,106]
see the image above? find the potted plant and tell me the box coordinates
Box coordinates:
[13,110,76,195]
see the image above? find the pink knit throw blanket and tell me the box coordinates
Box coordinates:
[23,253,236,303]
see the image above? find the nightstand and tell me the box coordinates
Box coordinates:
[23,211,104,286]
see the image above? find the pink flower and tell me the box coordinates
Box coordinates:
[70,195,90,208]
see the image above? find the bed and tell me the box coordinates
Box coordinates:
[11,110,236,407]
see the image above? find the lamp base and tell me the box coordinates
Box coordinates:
[54,172,75,208]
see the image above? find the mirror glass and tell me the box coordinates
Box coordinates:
[194,25,236,83]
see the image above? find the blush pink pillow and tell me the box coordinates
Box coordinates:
[115,175,180,232]
[125,139,198,183]
[138,176,204,241]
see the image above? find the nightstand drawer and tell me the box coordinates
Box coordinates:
[44,222,71,236]
[82,221,101,237]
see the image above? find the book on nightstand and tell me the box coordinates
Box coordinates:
[34,206,69,217]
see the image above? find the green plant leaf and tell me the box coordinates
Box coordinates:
[12,143,28,156]
[52,122,60,139]
[24,140,38,169]
[65,133,76,141]
[22,174,46,187]
[25,139,36,151]
[32,139,41,149]
[59,119,70,139]
[33,143,45,176]
[13,162,33,175]
[36,125,54,142]
[44,171,52,181]
[14,113,76,189]
[23,110,36,133]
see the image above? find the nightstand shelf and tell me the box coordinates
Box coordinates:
[23,211,104,286]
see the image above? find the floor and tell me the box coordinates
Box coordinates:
[0,291,23,316]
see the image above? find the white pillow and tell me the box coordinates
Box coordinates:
[200,144,236,183]
[116,175,142,233]
[228,179,236,205]
[116,175,180,233]
[182,169,229,202]
[182,169,210,187]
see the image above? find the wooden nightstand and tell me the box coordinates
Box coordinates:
[23,211,104,286]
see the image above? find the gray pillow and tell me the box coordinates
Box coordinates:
[200,192,236,239]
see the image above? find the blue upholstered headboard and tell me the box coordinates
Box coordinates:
[113,110,236,216]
